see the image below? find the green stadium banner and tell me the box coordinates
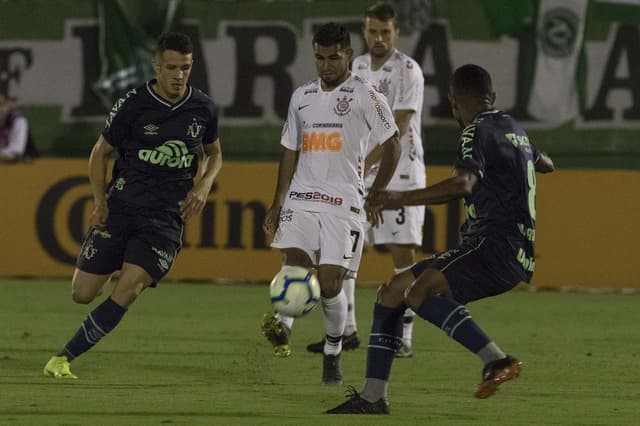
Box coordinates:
[0,0,638,165]
[93,0,183,109]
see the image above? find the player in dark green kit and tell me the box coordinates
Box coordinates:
[43,32,222,379]
[327,64,554,414]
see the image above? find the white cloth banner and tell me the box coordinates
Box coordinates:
[528,0,588,124]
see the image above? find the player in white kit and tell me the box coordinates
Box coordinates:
[261,22,400,385]
[306,2,426,358]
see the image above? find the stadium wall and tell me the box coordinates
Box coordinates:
[1,159,637,288]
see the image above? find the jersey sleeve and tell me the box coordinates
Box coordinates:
[530,140,541,163]
[202,101,219,144]
[454,123,488,179]
[362,85,398,147]
[392,59,424,112]
[280,90,301,151]
[101,92,136,148]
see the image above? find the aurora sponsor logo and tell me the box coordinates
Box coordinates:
[138,140,195,168]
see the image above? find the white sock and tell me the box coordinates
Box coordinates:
[275,313,294,331]
[478,342,506,365]
[402,308,415,347]
[393,265,415,347]
[321,290,347,355]
[342,277,357,335]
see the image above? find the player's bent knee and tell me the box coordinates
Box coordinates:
[71,269,110,304]
[71,289,96,304]
[111,282,147,307]
[377,277,408,308]
[404,269,450,310]
[404,285,426,311]
[317,265,347,298]
[282,248,314,269]
[319,280,341,298]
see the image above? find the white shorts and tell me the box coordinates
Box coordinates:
[365,205,425,246]
[272,208,364,272]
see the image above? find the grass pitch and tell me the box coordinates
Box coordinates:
[0,279,638,425]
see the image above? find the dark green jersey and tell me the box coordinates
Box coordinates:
[102,80,218,218]
[454,110,539,267]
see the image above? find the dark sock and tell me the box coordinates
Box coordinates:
[416,296,490,354]
[58,297,127,361]
[365,303,404,380]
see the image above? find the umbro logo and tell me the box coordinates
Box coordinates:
[298,104,310,110]
[391,231,399,236]
[144,124,159,135]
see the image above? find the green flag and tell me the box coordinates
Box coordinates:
[527,0,588,124]
[93,0,183,108]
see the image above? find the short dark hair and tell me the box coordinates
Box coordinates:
[156,32,193,55]
[451,64,493,98]
[313,23,351,48]
[365,2,398,24]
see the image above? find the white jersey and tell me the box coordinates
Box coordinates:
[353,49,426,190]
[280,74,398,219]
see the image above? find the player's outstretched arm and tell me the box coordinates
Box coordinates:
[535,151,555,173]
[263,147,298,237]
[180,139,223,220]
[375,168,478,210]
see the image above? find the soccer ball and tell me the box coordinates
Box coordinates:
[269,266,321,317]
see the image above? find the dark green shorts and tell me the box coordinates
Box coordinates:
[76,210,182,285]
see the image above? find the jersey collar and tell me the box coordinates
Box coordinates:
[146,79,193,110]
[368,48,397,71]
[472,109,500,123]
[318,73,353,92]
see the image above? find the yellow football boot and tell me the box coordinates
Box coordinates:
[43,356,78,379]
[261,312,291,358]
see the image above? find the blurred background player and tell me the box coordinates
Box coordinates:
[306,1,426,358]
[261,23,400,384]
[43,32,223,379]
[327,64,554,414]
[0,94,39,163]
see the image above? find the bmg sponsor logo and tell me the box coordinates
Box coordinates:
[288,191,343,206]
[302,131,343,153]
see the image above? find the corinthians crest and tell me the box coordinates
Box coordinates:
[187,118,203,138]
[334,96,353,116]
[377,78,391,96]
